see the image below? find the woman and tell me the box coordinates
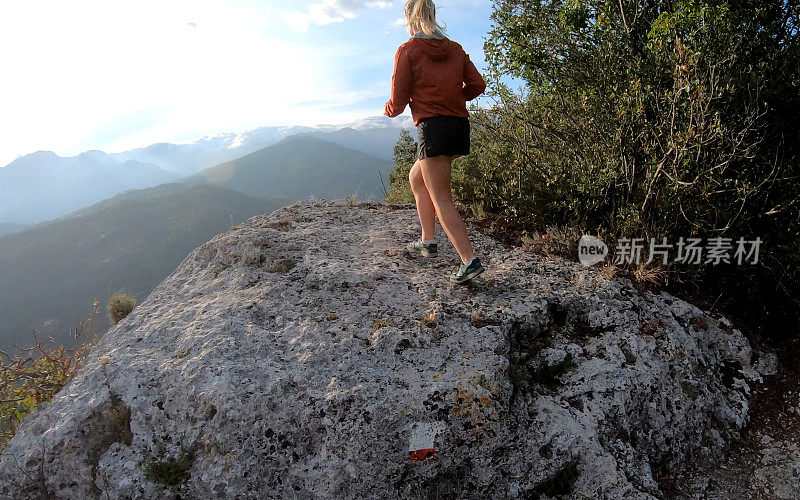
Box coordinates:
[384,0,487,284]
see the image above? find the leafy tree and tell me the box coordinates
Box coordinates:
[455,0,800,338]
[384,129,418,204]
[474,0,799,236]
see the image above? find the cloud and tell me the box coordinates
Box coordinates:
[0,0,492,166]
[282,11,312,32]
[0,0,387,165]
[283,0,392,32]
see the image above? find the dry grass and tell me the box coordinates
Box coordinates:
[633,263,666,284]
[264,258,295,274]
[521,225,584,260]
[107,292,136,325]
[599,263,619,280]
[569,271,587,288]
[372,318,391,329]
[421,313,437,328]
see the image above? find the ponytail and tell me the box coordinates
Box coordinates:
[404,0,446,37]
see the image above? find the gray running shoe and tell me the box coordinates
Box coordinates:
[451,257,485,284]
[407,239,438,257]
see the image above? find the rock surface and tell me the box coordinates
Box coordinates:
[0,199,763,499]
[753,349,780,377]
[668,368,800,499]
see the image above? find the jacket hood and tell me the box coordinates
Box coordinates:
[412,30,451,62]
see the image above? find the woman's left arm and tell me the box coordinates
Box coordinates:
[384,45,412,117]
[462,53,486,101]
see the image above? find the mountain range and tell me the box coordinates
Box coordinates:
[0,150,178,224]
[109,115,411,175]
[0,115,412,228]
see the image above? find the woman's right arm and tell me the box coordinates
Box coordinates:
[462,53,486,101]
[384,45,412,117]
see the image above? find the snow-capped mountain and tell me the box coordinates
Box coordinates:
[0,115,414,227]
[108,115,414,176]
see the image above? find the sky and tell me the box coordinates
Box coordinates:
[0,0,496,167]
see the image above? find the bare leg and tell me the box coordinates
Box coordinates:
[408,160,436,241]
[418,155,475,262]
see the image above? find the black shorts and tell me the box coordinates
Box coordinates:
[416,115,470,160]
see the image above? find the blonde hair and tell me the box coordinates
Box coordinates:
[404,0,446,37]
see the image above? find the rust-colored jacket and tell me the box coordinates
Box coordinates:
[384,35,486,126]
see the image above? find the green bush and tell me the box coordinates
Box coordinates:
[384,129,418,204]
[1,301,100,451]
[472,0,799,236]
[447,0,800,340]
[107,292,136,325]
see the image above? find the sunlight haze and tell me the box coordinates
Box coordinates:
[0,0,492,166]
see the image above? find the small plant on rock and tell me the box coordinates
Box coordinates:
[107,292,136,325]
[140,440,198,486]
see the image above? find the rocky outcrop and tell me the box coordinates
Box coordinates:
[0,199,762,499]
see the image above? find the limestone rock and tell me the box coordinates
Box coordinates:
[0,199,761,499]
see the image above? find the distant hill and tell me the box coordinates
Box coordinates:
[301,125,409,160]
[0,150,178,224]
[0,183,290,352]
[56,182,192,219]
[0,116,410,227]
[180,135,394,201]
[0,222,31,237]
